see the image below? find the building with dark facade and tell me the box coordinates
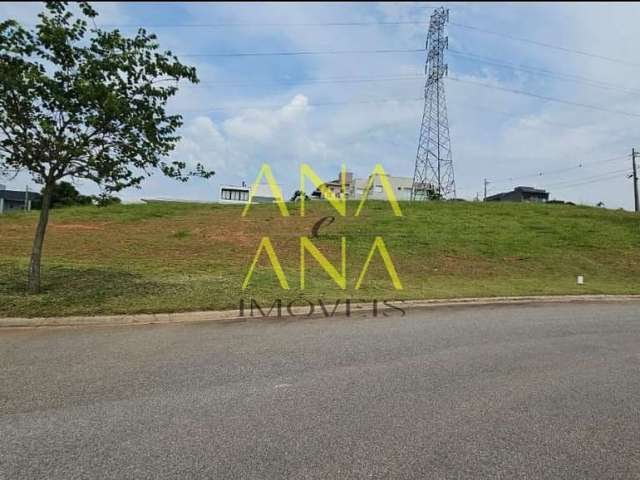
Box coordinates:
[0,184,41,214]
[485,186,549,203]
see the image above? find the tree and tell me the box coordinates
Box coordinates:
[289,190,310,202]
[47,181,92,207]
[92,192,121,207]
[0,2,213,293]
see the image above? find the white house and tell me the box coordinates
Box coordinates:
[312,171,415,201]
[219,183,281,204]
[351,175,414,201]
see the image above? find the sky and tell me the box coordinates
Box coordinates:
[1,1,640,209]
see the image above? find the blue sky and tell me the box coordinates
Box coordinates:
[2,2,640,209]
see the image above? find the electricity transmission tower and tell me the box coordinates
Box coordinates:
[412,7,455,200]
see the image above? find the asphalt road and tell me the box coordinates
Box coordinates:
[1,302,640,479]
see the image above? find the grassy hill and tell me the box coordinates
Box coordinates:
[0,200,639,317]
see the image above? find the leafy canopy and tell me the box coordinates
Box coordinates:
[0,1,213,191]
[46,180,93,207]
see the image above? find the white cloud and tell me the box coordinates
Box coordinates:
[223,94,310,141]
[158,94,331,199]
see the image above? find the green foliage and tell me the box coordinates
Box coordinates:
[92,192,121,207]
[47,181,92,207]
[0,1,214,191]
[290,190,310,202]
[33,182,122,208]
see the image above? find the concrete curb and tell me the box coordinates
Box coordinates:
[1,294,640,329]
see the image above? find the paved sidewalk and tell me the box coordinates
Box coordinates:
[2,294,640,328]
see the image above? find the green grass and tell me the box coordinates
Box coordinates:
[0,200,639,317]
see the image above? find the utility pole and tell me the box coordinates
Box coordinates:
[633,148,639,213]
[483,178,489,201]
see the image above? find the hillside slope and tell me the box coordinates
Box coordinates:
[0,200,639,317]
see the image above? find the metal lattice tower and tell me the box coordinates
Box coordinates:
[412,7,455,200]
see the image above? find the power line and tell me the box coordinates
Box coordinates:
[90,2,440,16]
[544,168,632,189]
[178,48,423,58]
[489,155,630,184]
[447,76,640,119]
[176,76,640,120]
[96,20,429,28]
[486,168,631,196]
[190,73,425,87]
[22,9,640,69]
[183,51,640,99]
[449,21,640,69]
[177,95,424,114]
[553,176,629,190]
[500,167,630,190]
[178,71,626,130]
[455,102,583,129]
[181,83,588,133]
[448,49,640,97]
[80,17,640,69]
[174,45,640,88]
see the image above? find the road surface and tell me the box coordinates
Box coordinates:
[1,302,640,479]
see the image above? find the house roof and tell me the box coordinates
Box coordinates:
[484,191,510,201]
[514,186,548,195]
[485,186,549,202]
[0,190,41,202]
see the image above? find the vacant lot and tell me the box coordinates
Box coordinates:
[0,200,639,317]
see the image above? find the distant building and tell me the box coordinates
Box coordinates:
[351,174,414,201]
[312,170,414,201]
[219,183,280,205]
[485,186,549,203]
[311,171,354,200]
[0,184,40,214]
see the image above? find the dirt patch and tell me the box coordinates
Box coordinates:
[50,223,109,231]
[206,229,256,248]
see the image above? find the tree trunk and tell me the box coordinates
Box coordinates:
[27,183,53,294]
